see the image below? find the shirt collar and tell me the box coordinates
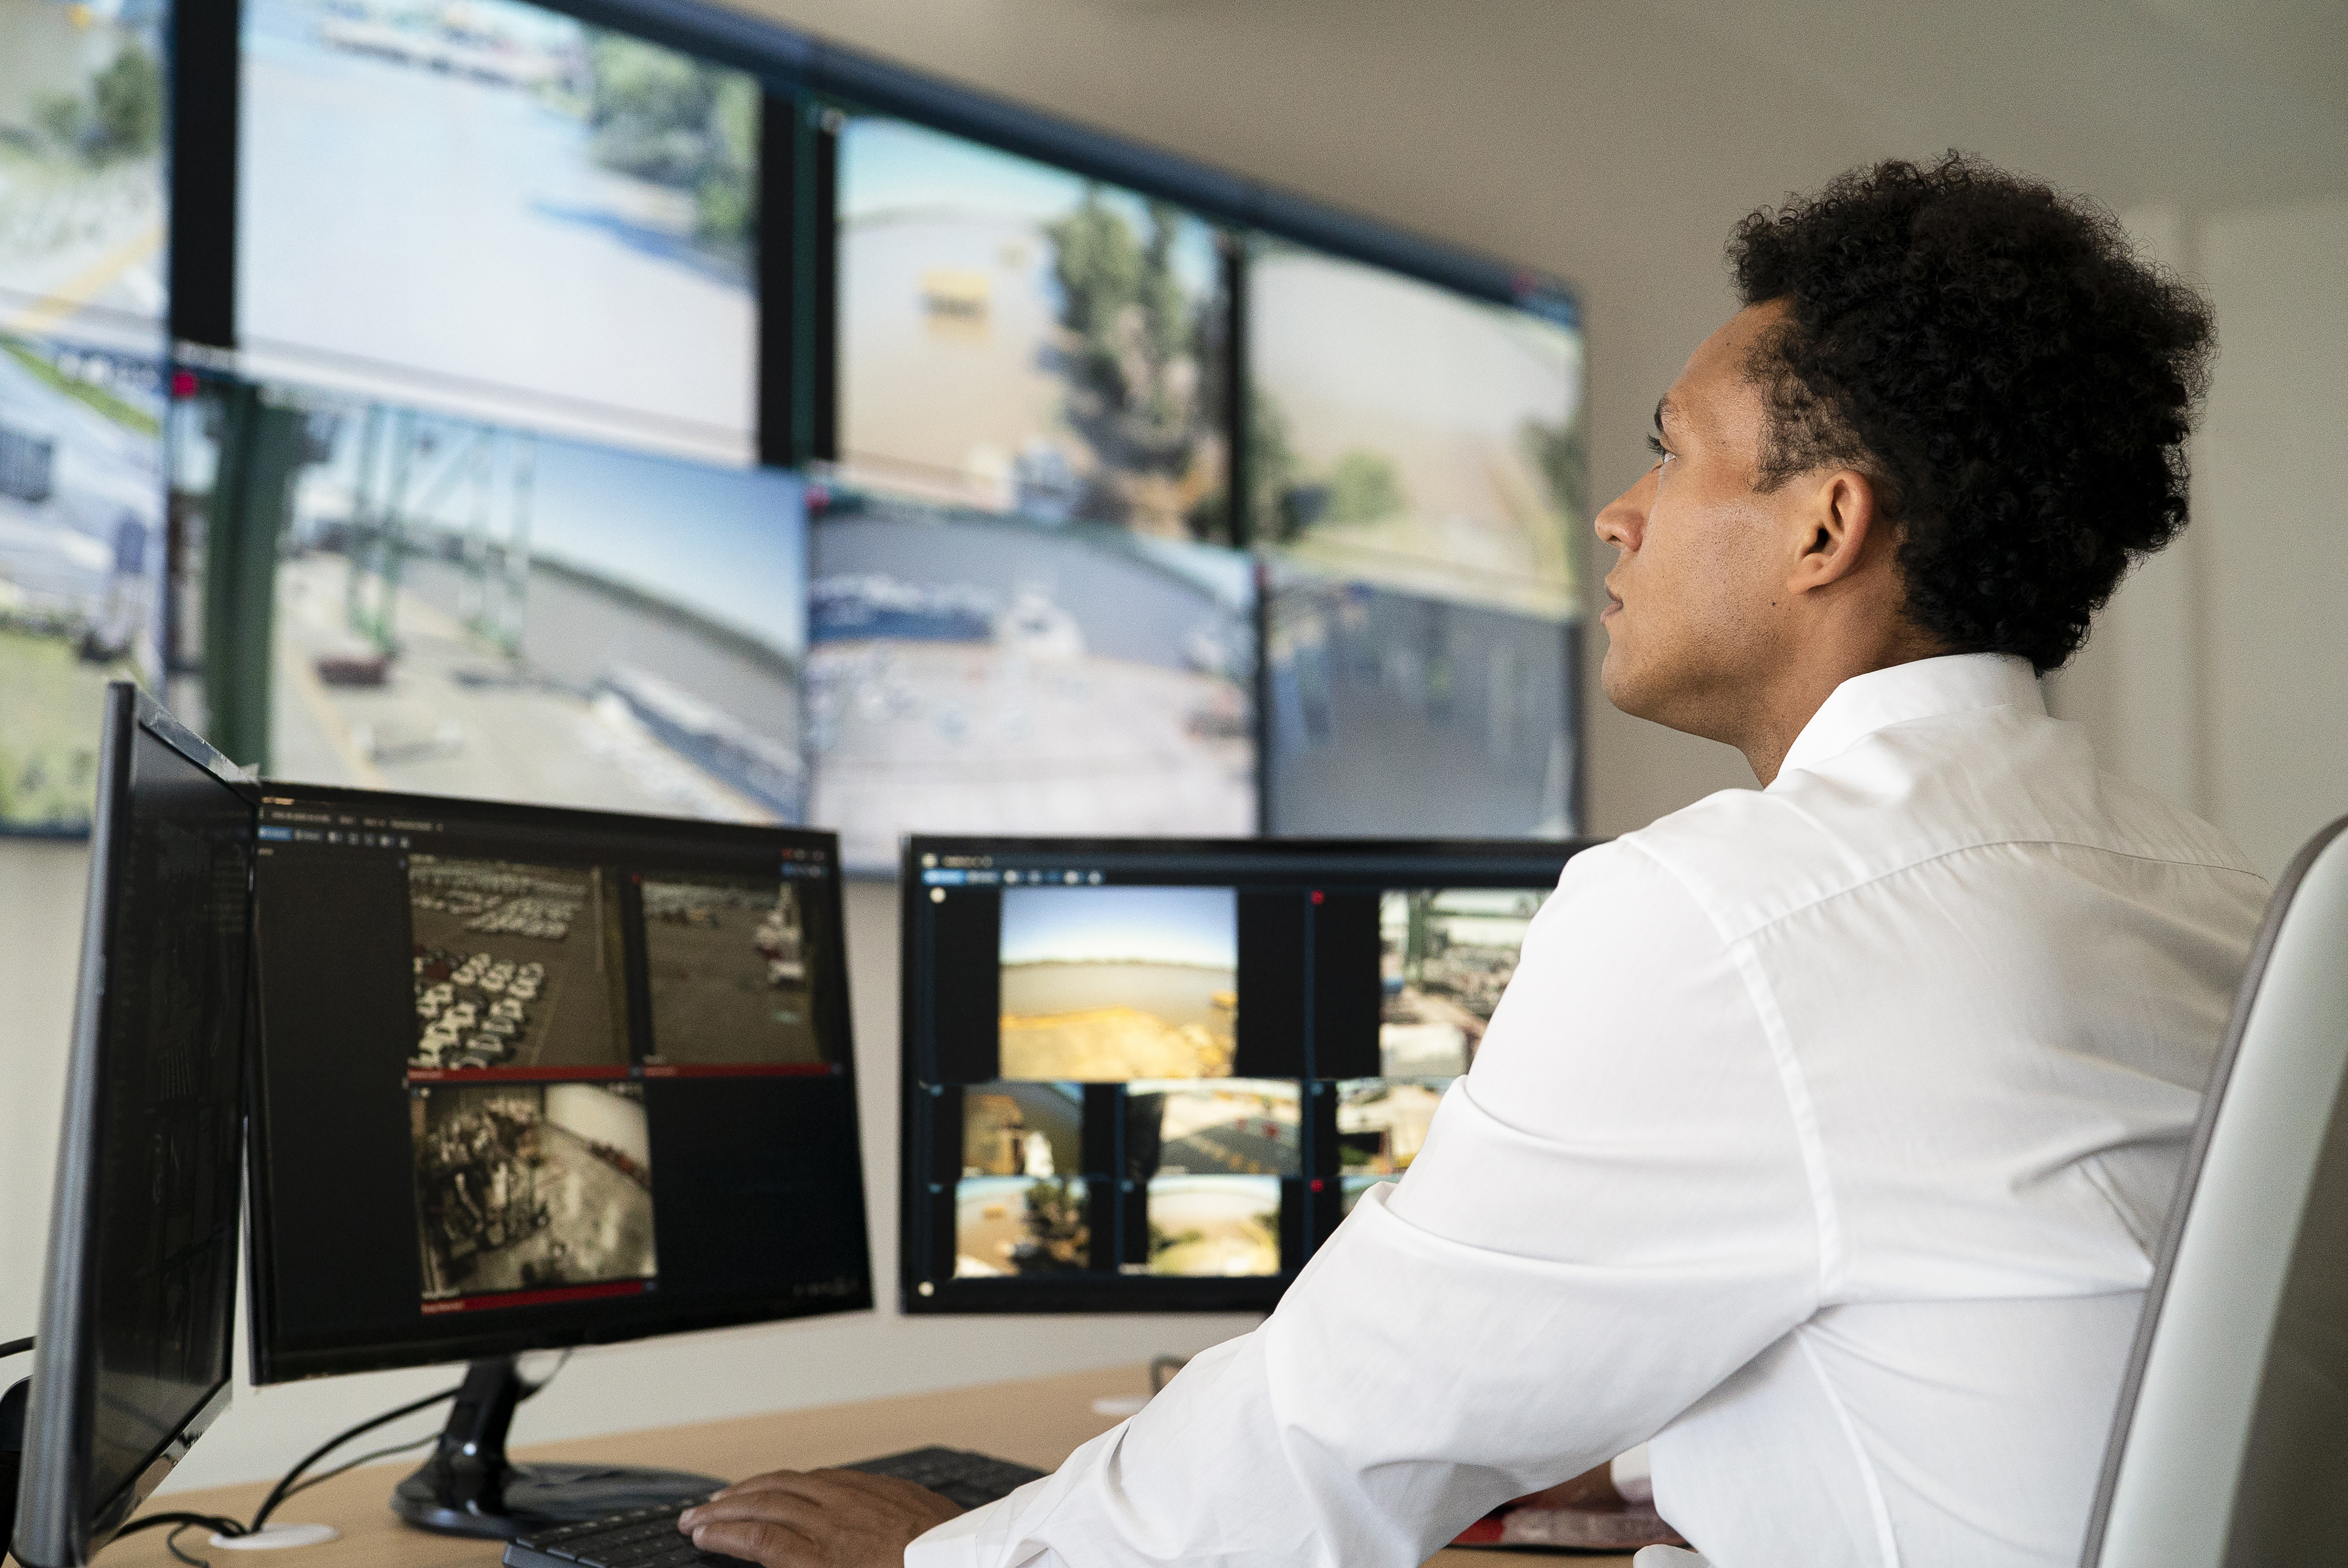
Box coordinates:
[1774,653,2044,783]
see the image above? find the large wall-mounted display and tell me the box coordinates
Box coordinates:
[0,0,169,353]
[237,0,759,464]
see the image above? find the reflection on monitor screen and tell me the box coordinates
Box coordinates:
[1265,561,1574,836]
[836,117,1229,542]
[998,883,1238,1080]
[238,0,758,462]
[207,388,806,820]
[0,335,163,832]
[0,3,167,349]
[1250,243,1583,617]
[954,1174,1089,1277]
[808,495,1253,869]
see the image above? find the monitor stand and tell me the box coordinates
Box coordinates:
[392,1357,722,1539]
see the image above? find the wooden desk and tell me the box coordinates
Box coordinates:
[101,1366,1631,1568]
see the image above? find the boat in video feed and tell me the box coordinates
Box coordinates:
[0,334,162,831]
[170,383,807,822]
[641,872,825,1067]
[1143,1174,1280,1277]
[1248,240,1583,619]
[1265,560,1576,836]
[1380,886,1548,1074]
[808,494,1253,870]
[1125,1079,1298,1179]
[408,855,630,1073]
[0,3,167,350]
[835,115,1228,543]
[953,1174,1090,1277]
[238,0,758,461]
[997,883,1237,1081]
[411,1080,657,1306]
[958,1080,1085,1178]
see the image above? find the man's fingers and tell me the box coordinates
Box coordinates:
[685,1516,820,1568]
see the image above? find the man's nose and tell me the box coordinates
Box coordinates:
[1594,469,1651,552]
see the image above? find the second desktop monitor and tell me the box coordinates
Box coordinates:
[899,836,1593,1312]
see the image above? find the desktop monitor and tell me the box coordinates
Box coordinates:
[240,783,868,1536]
[897,835,1592,1313]
[12,683,257,1568]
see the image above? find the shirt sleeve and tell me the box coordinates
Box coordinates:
[904,841,1824,1568]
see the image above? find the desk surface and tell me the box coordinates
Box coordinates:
[101,1366,1630,1568]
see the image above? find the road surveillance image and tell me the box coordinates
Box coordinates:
[960,1081,1084,1178]
[238,0,759,460]
[408,855,629,1072]
[1380,886,1548,1074]
[835,116,1228,541]
[1125,1079,1299,1179]
[954,1174,1090,1277]
[410,1080,658,1306]
[997,883,1238,1080]
[1144,1174,1280,1277]
[0,337,163,831]
[807,501,1253,870]
[641,873,824,1067]
[0,4,167,348]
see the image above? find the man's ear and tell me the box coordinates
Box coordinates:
[1787,468,1879,593]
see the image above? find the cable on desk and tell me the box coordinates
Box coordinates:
[164,1522,209,1568]
[0,1336,33,1360]
[113,1512,247,1541]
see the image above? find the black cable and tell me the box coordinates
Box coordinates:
[246,1384,461,1532]
[0,1336,32,1360]
[113,1512,246,1540]
[272,1431,441,1508]
[164,1522,209,1568]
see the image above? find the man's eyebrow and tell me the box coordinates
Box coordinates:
[1652,397,1673,436]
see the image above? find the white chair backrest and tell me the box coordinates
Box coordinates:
[2083,816,2348,1568]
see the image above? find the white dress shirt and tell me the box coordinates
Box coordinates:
[905,653,2269,1568]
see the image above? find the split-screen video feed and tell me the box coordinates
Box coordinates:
[997,882,1237,1081]
[167,384,807,821]
[409,855,629,1073]
[0,335,163,831]
[954,1174,1089,1278]
[1265,562,1576,836]
[1126,1078,1298,1179]
[835,116,1229,542]
[960,1080,1084,1178]
[806,500,1254,870]
[1248,241,1583,617]
[1145,1174,1280,1277]
[0,2,167,350]
[238,0,758,461]
[641,874,825,1067]
[410,1079,657,1305]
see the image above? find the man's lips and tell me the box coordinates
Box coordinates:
[1601,588,1624,622]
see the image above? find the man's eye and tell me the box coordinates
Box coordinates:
[1645,434,1672,462]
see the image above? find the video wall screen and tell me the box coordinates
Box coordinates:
[899,837,1581,1311]
[835,116,1230,543]
[170,385,807,821]
[1248,241,1583,619]
[0,332,163,832]
[0,0,168,351]
[807,489,1254,872]
[237,0,759,464]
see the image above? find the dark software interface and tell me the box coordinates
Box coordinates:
[243,785,870,1383]
[899,836,1591,1313]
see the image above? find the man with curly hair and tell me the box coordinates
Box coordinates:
[683,157,2269,1568]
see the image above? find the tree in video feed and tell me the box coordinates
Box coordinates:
[1146,1174,1279,1277]
[641,873,824,1068]
[954,1174,1089,1277]
[408,856,630,1073]
[996,884,1237,1081]
[410,1081,657,1304]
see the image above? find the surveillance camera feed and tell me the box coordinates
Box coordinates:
[0,0,168,352]
[410,1079,658,1308]
[238,0,758,462]
[407,855,630,1074]
[0,333,162,832]
[835,116,1229,543]
[167,384,808,820]
[902,840,1586,1308]
[807,495,1253,871]
[640,872,826,1067]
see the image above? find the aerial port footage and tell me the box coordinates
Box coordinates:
[641,874,823,1066]
[409,854,628,1072]
[996,883,1237,1080]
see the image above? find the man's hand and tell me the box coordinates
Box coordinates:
[677,1470,965,1568]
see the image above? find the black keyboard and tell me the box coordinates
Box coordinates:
[502,1448,1048,1568]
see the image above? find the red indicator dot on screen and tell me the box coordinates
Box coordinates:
[169,369,197,399]
[1310,1179,1325,1192]
[1310,890,1324,904]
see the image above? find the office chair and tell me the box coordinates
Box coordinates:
[2081,814,2348,1568]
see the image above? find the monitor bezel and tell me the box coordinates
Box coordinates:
[895,832,1596,1316]
[13,683,257,1568]
[239,782,873,1385]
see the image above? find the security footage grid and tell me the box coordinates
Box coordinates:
[409,1079,657,1305]
[641,872,825,1067]
[409,854,628,1073]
